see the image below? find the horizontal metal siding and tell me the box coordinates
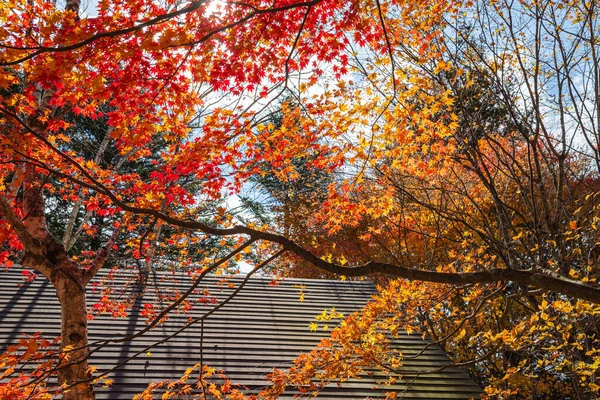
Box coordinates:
[0,268,482,399]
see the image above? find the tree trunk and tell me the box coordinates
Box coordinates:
[53,269,95,400]
[16,163,97,398]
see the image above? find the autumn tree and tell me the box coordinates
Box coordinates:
[0,0,396,396]
[266,0,600,397]
[2,0,600,398]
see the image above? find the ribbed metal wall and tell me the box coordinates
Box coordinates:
[0,268,482,399]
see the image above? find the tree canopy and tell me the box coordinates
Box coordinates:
[1,0,600,397]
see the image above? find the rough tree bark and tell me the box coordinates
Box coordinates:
[53,268,95,400]
[17,164,97,399]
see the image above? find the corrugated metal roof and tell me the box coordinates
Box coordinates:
[0,268,482,399]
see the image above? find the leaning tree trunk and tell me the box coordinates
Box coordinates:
[18,163,96,399]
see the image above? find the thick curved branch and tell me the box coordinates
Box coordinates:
[226,230,600,305]
[0,196,56,279]
[8,149,600,304]
[5,110,600,304]
[0,196,44,257]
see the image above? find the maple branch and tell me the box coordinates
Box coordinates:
[6,109,600,304]
[5,163,26,199]
[9,143,600,305]
[62,126,113,249]
[374,0,397,97]
[138,216,159,261]
[283,4,312,89]
[13,158,600,304]
[0,196,57,279]
[0,0,209,65]
[402,285,505,360]
[389,344,502,378]
[0,196,44,257]
[83,228,119,286]
[1,0,325,67]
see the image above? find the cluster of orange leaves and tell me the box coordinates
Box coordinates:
[133,364,247,400]
[0,334,58,399]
